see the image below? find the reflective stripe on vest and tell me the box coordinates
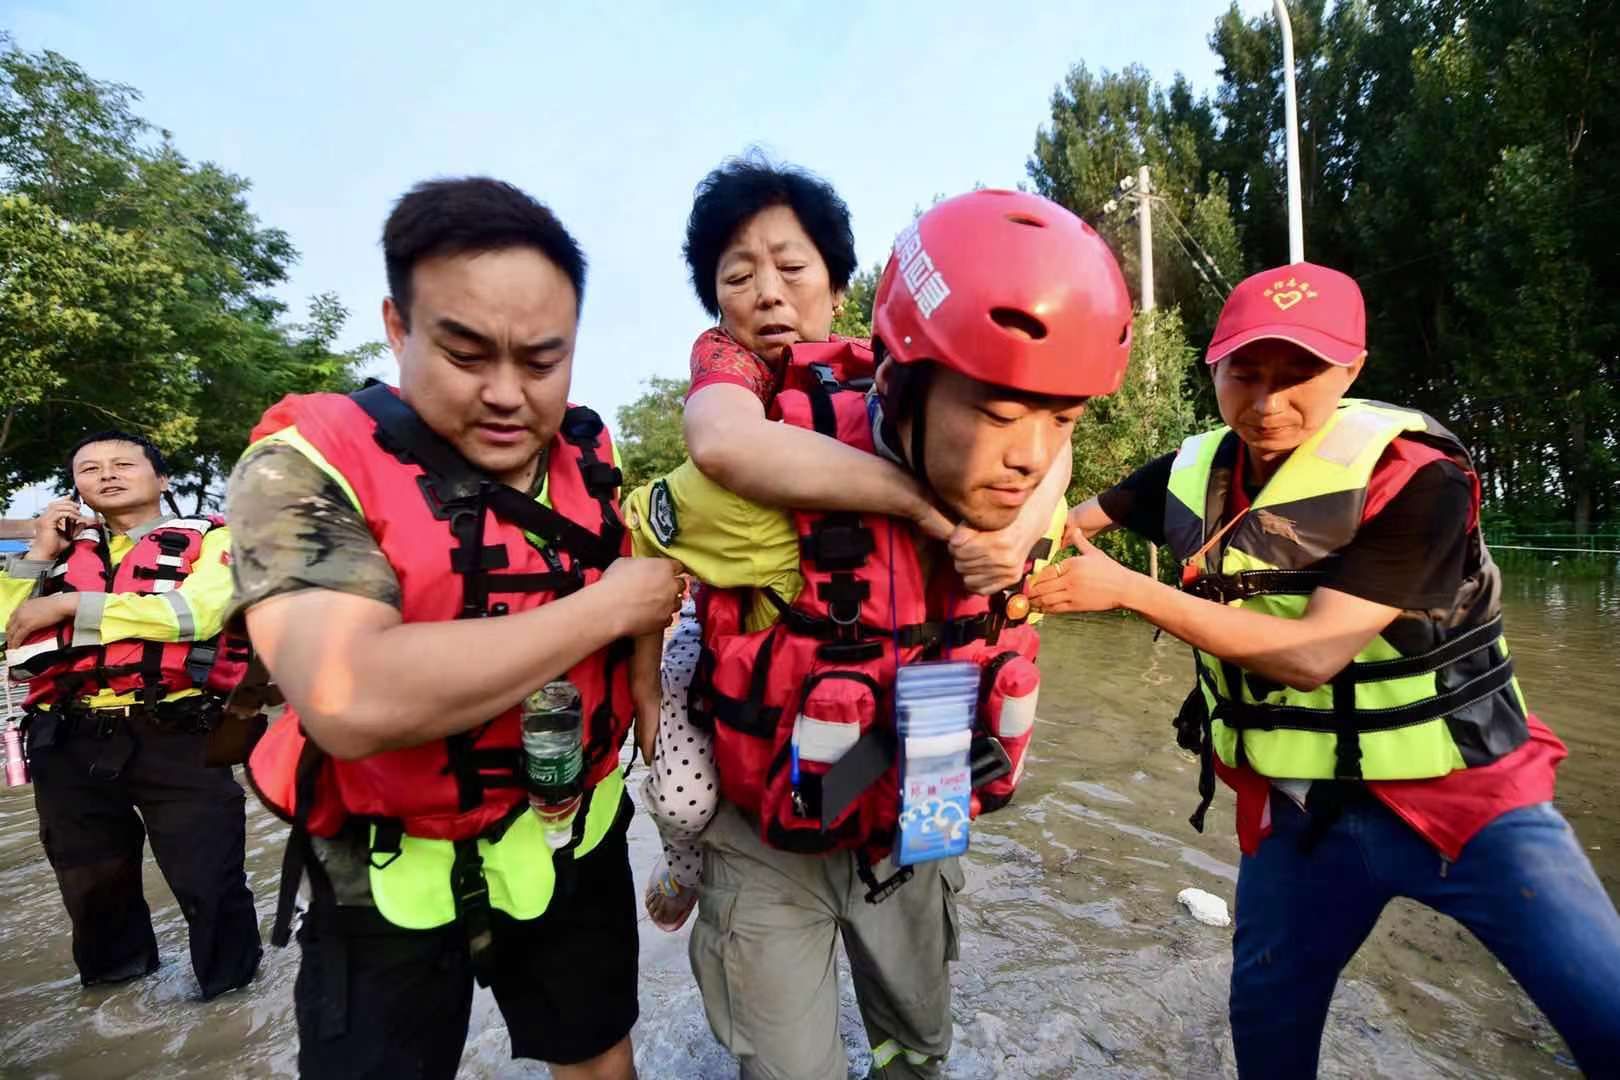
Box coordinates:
[1164,400,1528,782]
[368,768,624,928]
[18,517,249,706]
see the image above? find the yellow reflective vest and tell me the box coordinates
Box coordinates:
[1163,400,1529,825]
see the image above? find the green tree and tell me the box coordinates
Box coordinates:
[0,36,368,508]
[1205,0,1620,534]
[1070,309,1204,574]
[614,376,691,493]
[1028,63,1243,345]
[830,264,880,339]
[1039,1,1619,536]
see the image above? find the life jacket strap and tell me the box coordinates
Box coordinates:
[271,737,332,948]
[709,629,783,739]
[559,405,625,543]
[855,849,914,905]
[450,838,496,987]
[1186,659,1219,834]
[815,724,895,829]
[1213,643,1515,735]
[584,637,634,778]
[352,382,622,571]
[1181,568,1326,604]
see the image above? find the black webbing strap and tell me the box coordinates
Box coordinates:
[558,406,624,541]
[856,849,914,905]
[816,725,895,829]
[450,838,496,987]
[271,739,330,948]
[758,586,989,653]
[806,364,841,438]
[137,640,167,706]
[352,383,621,570]
[1215,650,1517,735]
[1187,659,1220,834]
[1181,568,1327,604]
[547,782,598,903]
[368,819,405,871]
[1331,672,1363,780]
[1343,616,1505,682]
[711,629,782,738]
[484,571,584,596]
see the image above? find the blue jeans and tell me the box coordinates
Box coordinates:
[1230,793,1620,1077]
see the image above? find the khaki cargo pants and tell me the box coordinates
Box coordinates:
[690,800,962,1080]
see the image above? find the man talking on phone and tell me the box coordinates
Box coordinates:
[0,431,261,999]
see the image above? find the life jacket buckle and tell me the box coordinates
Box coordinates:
[809,362,840,395]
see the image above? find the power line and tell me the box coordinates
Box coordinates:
[1158,220,1227,305]
[1153,196,1233,294]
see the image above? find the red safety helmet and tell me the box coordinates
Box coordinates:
[872,190,1133,398]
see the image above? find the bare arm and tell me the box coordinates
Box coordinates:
[246,558,681,761]
[684,383,951,539]
[631,630,663,763]
[1063,496,1120,543]
[1025,537,1399,691]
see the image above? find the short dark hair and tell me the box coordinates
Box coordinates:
[683,154,856,317]
[382,177,587,325]
[66,429,169,479]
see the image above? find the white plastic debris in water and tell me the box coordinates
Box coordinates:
[1177,887,1231,927]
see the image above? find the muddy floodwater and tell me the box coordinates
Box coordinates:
[2,574,1615,1078]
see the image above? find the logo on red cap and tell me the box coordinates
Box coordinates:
[1207,261,1366,367]
[1262,277,1319,312]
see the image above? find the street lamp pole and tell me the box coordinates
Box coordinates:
[1275,0,1305,263]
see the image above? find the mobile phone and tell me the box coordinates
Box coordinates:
[55,504,91,540]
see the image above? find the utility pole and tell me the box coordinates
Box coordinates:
[1134,165,1160,580]
[1137,164,1155,314]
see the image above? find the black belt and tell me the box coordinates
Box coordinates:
[41,695,222,736]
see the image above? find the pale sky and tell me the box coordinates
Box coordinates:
[5,0,1273,514]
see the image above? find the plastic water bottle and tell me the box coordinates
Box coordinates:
[3,725,27,788]
[521,681,583,850]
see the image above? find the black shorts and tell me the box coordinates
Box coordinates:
[294,795,639,1078]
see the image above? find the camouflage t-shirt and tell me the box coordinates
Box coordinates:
[226,441,402,624]
[226,440,406,906]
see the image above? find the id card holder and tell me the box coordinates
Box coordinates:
[895,689,974,867]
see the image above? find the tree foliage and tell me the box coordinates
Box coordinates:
[831,263,880,339]
[0,36,371,508]
[614,376,691,494]
[1072,310,1205,574]
[1029,63,1243,348]
[1030,0,1619,533]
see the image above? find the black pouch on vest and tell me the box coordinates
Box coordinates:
[1172,685,1208,755]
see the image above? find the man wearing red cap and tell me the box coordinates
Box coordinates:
[1033,262,1620,1075]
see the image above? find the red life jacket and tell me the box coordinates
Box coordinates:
[9,516,251,707]
[690,342,1047,897]
[244,384,633,844]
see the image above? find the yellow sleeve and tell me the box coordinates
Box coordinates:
[0,561,50,641]
[83,528,235,646]
[1025,500,1069,626]
[622,458,801,598]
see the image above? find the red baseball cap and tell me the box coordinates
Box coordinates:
[1206,261,1366,367]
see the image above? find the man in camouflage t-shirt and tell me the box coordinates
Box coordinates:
[227,178,680,1080]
